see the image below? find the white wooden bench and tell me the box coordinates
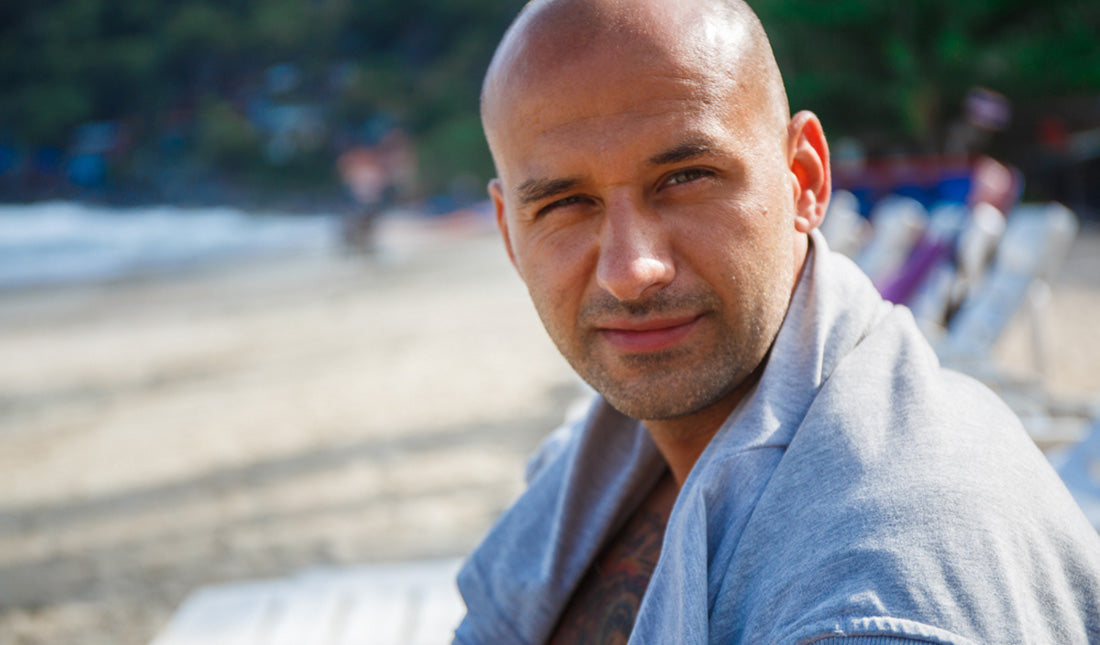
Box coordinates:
[150,558,465,645]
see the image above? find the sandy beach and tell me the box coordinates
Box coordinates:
[0,214,1098,645]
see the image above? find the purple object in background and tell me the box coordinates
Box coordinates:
[877,236,953,305]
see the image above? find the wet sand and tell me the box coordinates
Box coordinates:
[0,216,1097,645]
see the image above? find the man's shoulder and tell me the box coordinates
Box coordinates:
[716,349,1100,643]
[773,326,1083,557]
[802,292,1028,459]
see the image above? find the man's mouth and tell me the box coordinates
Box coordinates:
[596,314,703,353]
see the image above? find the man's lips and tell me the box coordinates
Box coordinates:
[596,314,703,353]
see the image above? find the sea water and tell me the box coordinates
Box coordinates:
[0,202,340,289]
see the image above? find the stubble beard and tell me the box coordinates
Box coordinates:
[542,285,785,423]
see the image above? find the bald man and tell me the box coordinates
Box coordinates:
[455,1,1100,643]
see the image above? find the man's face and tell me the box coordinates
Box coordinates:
[487,43,803,426]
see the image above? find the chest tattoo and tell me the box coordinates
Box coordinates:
[548,472,677,644]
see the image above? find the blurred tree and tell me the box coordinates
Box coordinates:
[757,0,1100,153]
[417,113,493,199]
[163,3,239,97]
[195,96,260,169]
[2,0,1094,199]
[13,84,93,146]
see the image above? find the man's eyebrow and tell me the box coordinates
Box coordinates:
[513,139,717,206]
[648,139,717,166]
[516,176,583,207]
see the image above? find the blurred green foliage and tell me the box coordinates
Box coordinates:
[195,97,261,169]
[0,0,1097,199]
[0,0,522,198]
[756,0,1100,150]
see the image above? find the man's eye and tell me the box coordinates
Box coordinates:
[666,168,710,185]
[538,195,585,217]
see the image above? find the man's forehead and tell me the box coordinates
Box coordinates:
[483,0,791,202]
[509,80,720,144]
[482,0,752,126]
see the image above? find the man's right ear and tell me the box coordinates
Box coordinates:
[489,178,521,275]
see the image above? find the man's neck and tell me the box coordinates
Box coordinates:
[643,368,762,485]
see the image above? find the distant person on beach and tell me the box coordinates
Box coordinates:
[336,128,415,253]
[453,0,1100,643]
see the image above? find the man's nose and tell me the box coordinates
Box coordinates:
[595,196,675,302]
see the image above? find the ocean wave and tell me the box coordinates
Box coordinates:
[0,202,340,289]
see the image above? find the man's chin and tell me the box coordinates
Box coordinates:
[580,353,762,424]
[591,379,724,422]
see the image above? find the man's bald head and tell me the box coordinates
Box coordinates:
[481,0,790,158]
[477,0,831,442]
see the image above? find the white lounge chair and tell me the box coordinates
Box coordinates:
[1053,418,1100,530]
[819,189,870,258]
[934,202,1091,450]
[149,558,464,645]
[939,202,1078,371]
[854,195,928,286]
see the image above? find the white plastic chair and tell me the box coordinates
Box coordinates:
[855,195,928,285]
